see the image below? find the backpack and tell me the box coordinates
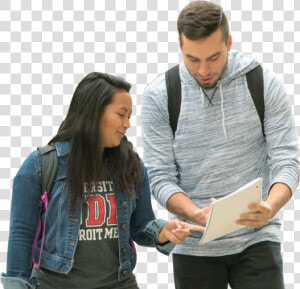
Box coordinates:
[31,144,58,269]
[165,64,264,136]
[38,144,58,198]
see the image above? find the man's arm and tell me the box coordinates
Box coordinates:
[266,183,292,219]
[237,182,292,227]
[236,68,299,228]
[142,79,186,208]
[166,192,212,225]
[142,79,214,223]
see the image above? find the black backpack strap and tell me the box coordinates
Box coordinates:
[37,144,58,200]
[246,65,264,135]
[166,64,181,135]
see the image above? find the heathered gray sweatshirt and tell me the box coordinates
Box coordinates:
[142,50,299,256]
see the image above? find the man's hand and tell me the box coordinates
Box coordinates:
[158,219,205,244]
[236,183,292,228]
[236,201,272,228]
[190,198,216,225]
[166,193,215,225]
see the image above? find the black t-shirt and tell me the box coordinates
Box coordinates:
[31,176,138,289]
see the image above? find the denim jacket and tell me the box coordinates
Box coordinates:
[1,142,174,289]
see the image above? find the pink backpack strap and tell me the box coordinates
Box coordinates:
[31,191,48,269]
[130,235,136,255]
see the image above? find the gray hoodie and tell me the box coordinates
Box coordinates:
[142,49,299,256]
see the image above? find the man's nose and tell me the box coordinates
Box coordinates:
[198,62,210,77]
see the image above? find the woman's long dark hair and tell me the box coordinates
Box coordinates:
[50,72,141,209]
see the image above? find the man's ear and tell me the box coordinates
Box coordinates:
[178,35,183,52]
[227,34,232,52]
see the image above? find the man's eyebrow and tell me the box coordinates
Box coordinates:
[208,51,222,59]
[186,54,199,60]
[185,51,223,61]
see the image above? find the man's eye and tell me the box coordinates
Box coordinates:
[209,56,219,62]
[117,113,125,117]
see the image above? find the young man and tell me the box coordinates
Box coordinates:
[142,1,299,288]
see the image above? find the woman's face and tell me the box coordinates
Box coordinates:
[99,89,132,149]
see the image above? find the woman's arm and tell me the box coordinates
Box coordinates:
[2,151,41,288]
[130,163,204,250]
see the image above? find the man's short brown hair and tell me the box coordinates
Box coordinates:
[177,1,229,43]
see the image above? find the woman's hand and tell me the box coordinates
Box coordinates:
[158,219,205,244]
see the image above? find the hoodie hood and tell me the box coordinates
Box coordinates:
[222,49,260,84]
[220,50,260,137]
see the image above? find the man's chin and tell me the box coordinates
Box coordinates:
[197,79,218,90]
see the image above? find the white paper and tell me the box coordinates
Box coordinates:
[199,178,262,245]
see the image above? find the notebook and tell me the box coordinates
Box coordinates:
[199,178,262,245]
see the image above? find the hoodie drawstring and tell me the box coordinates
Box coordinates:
[220,82,227,138]
[200,87,205,106]
[200,83,227,138]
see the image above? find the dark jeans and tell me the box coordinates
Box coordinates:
[173,241,284,289]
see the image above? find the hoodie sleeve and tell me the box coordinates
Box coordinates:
[263,68,300,193]
[141,77,188,208]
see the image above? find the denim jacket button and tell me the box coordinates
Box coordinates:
[122,201,127,207]
[123,248,127,253]
[121,224,127,230]
[123,270,128,276]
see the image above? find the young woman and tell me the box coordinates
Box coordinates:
[1,72,203,289]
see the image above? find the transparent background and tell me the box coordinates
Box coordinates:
[0,0,300,288]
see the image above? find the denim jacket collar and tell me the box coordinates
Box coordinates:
[55,141,70,157]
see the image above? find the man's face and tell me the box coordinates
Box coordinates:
[179,28,232,89]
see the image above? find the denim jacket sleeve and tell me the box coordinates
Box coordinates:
[1,274,38,289]
[130,162,175,255]
[1,151,41,288]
